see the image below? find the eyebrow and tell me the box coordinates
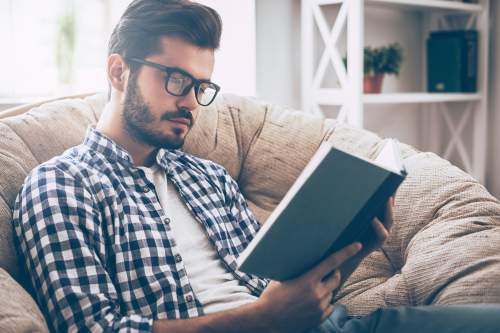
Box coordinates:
[128,58,214,83]
[167,66,211,82]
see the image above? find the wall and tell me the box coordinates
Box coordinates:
[486,1,500,197]
[256,0,301,109]
[0,105,17,112]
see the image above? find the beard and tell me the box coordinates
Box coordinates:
[122,73,193,150]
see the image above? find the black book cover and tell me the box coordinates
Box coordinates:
[236,140,407,281]
[427,30,478,93]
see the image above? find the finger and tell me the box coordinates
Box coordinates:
[312,243,362,280]
[320,304,335,323]
[383,198,395,231]
[320,291,334,309]
[321,269,342,292]
[372,218,389,244]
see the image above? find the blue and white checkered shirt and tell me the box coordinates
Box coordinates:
[12,127,268,333]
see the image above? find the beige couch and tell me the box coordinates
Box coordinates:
[1,93,500,332]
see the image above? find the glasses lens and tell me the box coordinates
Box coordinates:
[166,71,193,96]
[197,83,218,106]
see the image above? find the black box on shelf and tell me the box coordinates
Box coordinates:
[427,30,478,93]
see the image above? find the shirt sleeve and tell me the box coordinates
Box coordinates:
[12,164,153,333]
[221,169,262,245]
[219,168,270,293]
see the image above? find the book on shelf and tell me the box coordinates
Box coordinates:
[427,30,478,93]
[236,139,407,281]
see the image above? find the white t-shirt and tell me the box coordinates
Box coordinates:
[139,164,257,314]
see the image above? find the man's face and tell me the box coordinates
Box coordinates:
[122,36,215,149]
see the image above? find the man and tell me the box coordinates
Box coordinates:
[12,1,500,332]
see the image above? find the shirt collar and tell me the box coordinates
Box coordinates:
[156,148,184,172]
[83,127,184,171]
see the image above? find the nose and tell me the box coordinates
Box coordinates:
[176,86,199,112]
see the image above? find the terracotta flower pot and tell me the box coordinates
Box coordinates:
[364,74,385,94]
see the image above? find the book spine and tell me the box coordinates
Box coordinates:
[463,31,478,92]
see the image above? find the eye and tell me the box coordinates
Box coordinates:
[170,77,184,86]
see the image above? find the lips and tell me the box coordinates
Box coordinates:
[168,118,191,127]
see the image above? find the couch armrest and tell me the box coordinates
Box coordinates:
[338,151,500,315]
[396,153,500,305]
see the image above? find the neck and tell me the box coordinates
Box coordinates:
[96,101,157,167]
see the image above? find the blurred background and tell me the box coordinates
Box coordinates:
[0,0,499,198]
[0,0,256,100]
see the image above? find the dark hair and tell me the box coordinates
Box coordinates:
[108,0,222,66]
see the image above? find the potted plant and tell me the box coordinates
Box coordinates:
[363,43,403,93]
[343,43,404,93]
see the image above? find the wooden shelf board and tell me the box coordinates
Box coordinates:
[315,90,482,105]
[363,92,482,104]
[315,0,483,13]
[368,0,483,13]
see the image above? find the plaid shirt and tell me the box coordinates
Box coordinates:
[12,127,268,333]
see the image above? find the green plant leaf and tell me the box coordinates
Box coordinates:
[343,42,403,76]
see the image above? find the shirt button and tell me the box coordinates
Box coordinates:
[185,295,194,303]
[164,217,171,224]
[174,254,182,263]
[143,187,151,193]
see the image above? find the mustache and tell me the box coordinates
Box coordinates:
[160,109,193,122]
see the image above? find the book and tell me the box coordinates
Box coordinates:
[427,30,478,93]
[236,139,407,281]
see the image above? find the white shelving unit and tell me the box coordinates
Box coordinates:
[301,0,489,182]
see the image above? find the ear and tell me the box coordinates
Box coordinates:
[107,54,128,93]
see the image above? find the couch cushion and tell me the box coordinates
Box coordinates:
[183,95,266,181]
[231,100,338,219]
[0,268,48,332]
[0,98,98,281]
[1,92,500,321]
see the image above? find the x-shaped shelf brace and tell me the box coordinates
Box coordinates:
[311,1,349,119]
[437,11,477,31]
[438,102,474,174]
[431,12,480,177]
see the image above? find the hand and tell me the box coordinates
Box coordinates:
[359,196,395,257]
[256,242,363,333]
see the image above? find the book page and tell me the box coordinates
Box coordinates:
[374,139,404,174]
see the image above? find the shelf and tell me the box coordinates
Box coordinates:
[363,92,482,104]
[315,89,482,105]
[303,0,489,182]
[367,0,483,13]
[315,0,483,13]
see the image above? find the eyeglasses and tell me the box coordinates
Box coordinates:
[127,57,220,106]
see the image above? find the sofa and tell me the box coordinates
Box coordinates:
[0,93,499,332]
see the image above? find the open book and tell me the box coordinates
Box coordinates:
[236,139,407,281]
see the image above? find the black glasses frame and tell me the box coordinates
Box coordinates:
[127,57,220,106]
